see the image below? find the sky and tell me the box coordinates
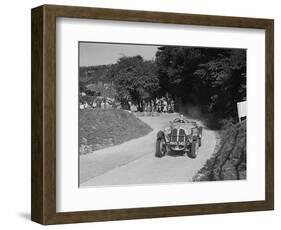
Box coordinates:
[79,42,160,67]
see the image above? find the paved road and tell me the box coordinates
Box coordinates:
[80,113,217,187]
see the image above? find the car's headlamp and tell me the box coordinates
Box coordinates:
[164,127,170,134]
[183,128,191,135]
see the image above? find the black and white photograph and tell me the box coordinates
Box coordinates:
[78,42,247,187]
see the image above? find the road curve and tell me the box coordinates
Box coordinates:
[80,113,217,187]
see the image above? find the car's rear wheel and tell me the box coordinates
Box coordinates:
[189,140,199,158]
[155,137,166,158]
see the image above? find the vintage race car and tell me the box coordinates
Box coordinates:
[155,116,203,158]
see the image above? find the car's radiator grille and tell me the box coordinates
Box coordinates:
[170,128,186,143]
[171,128,178,142]
[178,129,185,142]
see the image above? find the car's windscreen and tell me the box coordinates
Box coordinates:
[173,118,185,123]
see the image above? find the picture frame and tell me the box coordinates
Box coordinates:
[31,4,274,225]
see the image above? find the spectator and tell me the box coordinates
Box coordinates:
[163,99,167,113]
[101,101,105,109]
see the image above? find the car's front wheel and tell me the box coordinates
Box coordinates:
[155,136,167,158]
[189,140,199,158]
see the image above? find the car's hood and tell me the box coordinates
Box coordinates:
[168,123,196,136]
[171,122,196,130]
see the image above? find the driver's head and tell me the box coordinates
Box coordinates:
[180,114,184,120]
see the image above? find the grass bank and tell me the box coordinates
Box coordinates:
[79,108,153,154]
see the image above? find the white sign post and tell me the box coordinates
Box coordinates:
[237,101,247,123]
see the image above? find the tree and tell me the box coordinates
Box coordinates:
[155,46,246,123]
[156,46,215,110]
[194,49,246,119]
[111,55,159,111]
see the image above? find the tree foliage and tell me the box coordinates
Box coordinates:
[110,55,159,111]
[155,46,246,122]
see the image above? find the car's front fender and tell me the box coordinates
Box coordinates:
[157,130,165,140]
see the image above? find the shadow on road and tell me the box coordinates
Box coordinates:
[166,150,186,157]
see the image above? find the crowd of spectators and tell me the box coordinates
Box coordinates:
[80,91,175,114]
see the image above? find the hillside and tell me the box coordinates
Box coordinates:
[79,108,153,154]
[79,64,112,84]
[193,120,246,181]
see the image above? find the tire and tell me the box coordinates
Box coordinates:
[198,127,203,147]
[155,137,166,158]
[189,140,199,158]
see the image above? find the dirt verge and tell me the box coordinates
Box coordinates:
[193,120,246,181]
